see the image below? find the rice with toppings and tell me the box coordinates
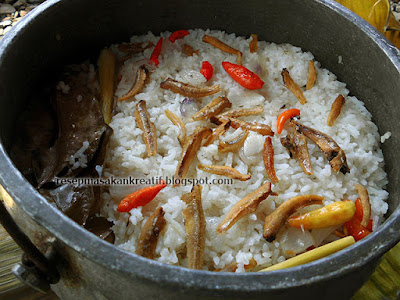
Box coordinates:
[100,29,389,271]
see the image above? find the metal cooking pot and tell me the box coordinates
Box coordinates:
[0,0,399,299]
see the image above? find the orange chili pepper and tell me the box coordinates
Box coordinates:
[222,61,264,90]
[200,61,214,81]
[355,198,373,231]
[276,108,300,134]
[150,38,163,66]
[117,180,167,212]
[169,30,190,43]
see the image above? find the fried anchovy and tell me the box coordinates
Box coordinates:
[134,100,157,157]
[250,34,258,53]
[290,120,350,174]
[218,182,275,234]
[160,78,221,98]
[218,106,264,119]
[262,137,279,184]
[306,60,317,90]
[204,119,231,147]
[217,117,274,136]
[197,164,251,181]
[203,35,243,65]
[182,44,199,56]
[282,68,307,104]
[281,130,313,175]
[136,207,166,259]
[327,94,345,127]
[192,97,232,121]
[355,184,371,228]
[182,185,205,269]
[119,66,148,101]
[218,130,249,153]
[165,109,187,147]
[174,127,212,186]
[263,195,324,242]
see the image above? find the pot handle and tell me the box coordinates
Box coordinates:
[0,200,60,292]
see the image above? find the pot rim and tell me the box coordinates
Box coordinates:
[0,0,400,293]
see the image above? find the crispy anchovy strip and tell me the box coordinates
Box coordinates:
[165,109,187,147]
[218,130,249,153]
[263,195,324,242]
[197,164,251,181]
[250,34,258,53]
[216,116,274,136]
[118,42,154,53]
[202,35,243,65]
[192,97,232,121]
[262,137,279,184]
[182,185,205,269]
[218,106,264,119]
[281,68,307,105]
[98,48,116,125]
[218,182,275,234]
[290,120,350,174]
[160,78,221,98]
[327,94,345,127]
[306,60,317,90]
[204,119,231,146]
[355,184,371,227]
[174,127,212,186]
[134,100,157,157]
[119,66,148,101]
[136,207,166,259]
[182,44,199,56]
[281,131,313,175]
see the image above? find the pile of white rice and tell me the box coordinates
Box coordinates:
[100,29,389,272]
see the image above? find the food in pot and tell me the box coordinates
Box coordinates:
[12,29,389,272]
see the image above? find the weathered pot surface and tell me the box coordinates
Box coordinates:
[0,0,399,299]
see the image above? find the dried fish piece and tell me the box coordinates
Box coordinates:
[218,106,264,119]
[281,68,307,105]
[192,97,232,121]
[290,120,350,174]
[165,109,187,147]
[262,137,279,184]
[182,185,205,269]
[160,78,221,98]
[117,41,154,53]
[182,43,199,56]
[98,48,116,125]
[306,60,317,90]
[263,195,324,242]
[203,35,243,65]
[217,182,274,234]
[136,207,166,259]
[355,184,371,227]
[281,130,313,175]
[204,119,231,146]
[174,127,212,186]
[197,164,251,181]
[134,100,157,157]
[119,66,148,101]
[216,116,274,136]
[327,94,345,126]
[250,34,258,53]
[218,131,249,153]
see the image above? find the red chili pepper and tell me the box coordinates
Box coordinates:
[150,38,163,66]
[169,30,190,43]
[117,180,167,212]
[222,61,264,90]
[276,108,300,134]
[344,217,371,242]
[355,198,373,231]
[200,61,214,81]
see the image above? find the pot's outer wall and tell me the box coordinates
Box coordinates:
[0,0,399,299]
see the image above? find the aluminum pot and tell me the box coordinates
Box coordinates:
[0,0,399,299]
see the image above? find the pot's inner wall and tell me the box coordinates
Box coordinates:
[0,0,398,215]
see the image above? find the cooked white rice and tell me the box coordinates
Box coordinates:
[100,29,389,272]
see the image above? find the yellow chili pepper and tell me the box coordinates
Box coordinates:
[288,200,356,229]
